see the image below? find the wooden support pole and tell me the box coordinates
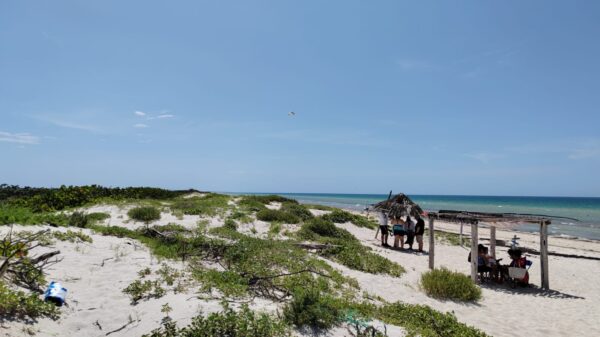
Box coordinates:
[540,221,549,290]
[460,223,464,247]
[470,223,478,282]
[490,226,496,259]
[428,218,435,270]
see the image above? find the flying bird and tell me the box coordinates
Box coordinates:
[288,111,296,117]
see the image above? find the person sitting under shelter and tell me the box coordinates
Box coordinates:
[468,244,492,281]
[508,248,530,286]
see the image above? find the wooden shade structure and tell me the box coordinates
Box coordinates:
[371,193,424,218]
[427,210,554,290]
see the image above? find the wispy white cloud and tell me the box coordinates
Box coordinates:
[36,116,101,133]
[133,123,149,128]
[0,131,40,144]
[134,111,146,117]
[156,114,174,119]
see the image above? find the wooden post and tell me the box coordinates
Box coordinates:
[470,223,478,282]
[490,226,496,259]
[428,217,435,269]
[459,223,464,247]
[540,221,549,290]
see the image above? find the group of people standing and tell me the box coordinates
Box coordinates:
[377,211,425,252]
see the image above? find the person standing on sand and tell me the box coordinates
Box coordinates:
[405,215,415,250]
[378,211,390,247]
[392,216,406,249]
[414,214,425,252]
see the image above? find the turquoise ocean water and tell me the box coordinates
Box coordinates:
[242,193,600,240]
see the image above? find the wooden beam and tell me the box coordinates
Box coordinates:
[490,226,496,259]
[428,218,435,269]
[540,221,549,290]
[471,223,478,282]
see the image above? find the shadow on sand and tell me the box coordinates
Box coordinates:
[480,282,584,299]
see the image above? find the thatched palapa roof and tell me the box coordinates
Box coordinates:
[371,193,424,218]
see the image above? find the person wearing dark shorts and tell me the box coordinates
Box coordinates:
[378,211,390,247]
[414,215,425,252]
[405,216,415,250]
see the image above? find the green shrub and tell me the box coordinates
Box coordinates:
[323,210,377,229]
[256,209,300,224]
[68,211,88,228]
[331,244,404,277]
[238,198,267,212]
[229,211,252,224]
[224,218,238,231]
[143,303,290,337]
[298,217,355,240]
[269,222,282,235]
[280,203,314,221]
[86,212,110,223]
[123,279,165,304]
[375,302,490,337]
[128,206,161,223]
[0,281,59,320]
[298,218,404,276]
[420,268,481,302]
[241,195,298,204]
[171,194,230,216]
[283,288,341,329]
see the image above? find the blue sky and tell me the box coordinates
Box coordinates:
[1,1,599,196]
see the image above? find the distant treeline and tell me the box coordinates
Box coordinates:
[0,184,198,212]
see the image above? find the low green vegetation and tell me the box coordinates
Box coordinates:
[237,195,298,213]
[283,287,341,330]
[303,203,336,211]
[256,209,300,224]
[85,212,111,223]
[223,218,238,231]
[0,185,491,335]
[68,211,88,228]
[190,233,354,302]
[0,281,59,320]
[229,210,253,224]
[420,267,481,302]
[52,230,93,243]
[0,205,69,226]
[298,217,404,276]
[0,184,193,212]
[322,210,378,229]
[170,194,230,216]
[123,279,166,304]
[143,304,290,337]
[128,206,161,223]
[280,203,314,221]
[375,302,490,337]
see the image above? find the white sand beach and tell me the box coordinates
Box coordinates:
[2,203,600,337]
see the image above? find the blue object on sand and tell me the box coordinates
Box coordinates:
[44,281,67,306]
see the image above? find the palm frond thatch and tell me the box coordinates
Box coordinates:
[371,193,424,218]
